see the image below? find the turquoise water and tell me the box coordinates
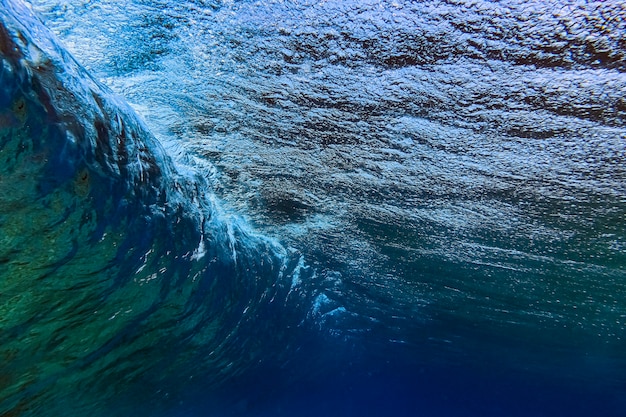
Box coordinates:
[1,0,626,415]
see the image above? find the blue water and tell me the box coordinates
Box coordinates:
[1,0,626,415]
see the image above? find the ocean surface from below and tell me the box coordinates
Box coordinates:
[1,0,626,416]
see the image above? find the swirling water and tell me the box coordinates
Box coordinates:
[1,0,626,416]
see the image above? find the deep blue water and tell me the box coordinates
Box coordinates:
[1,0,625,416]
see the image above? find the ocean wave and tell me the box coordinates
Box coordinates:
[3,0,626,415]
[0,2,325,415]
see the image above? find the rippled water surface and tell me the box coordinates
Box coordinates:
[4,0,626,415]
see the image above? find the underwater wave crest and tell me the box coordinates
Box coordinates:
[0,2,332,415]
[2,0,626,416]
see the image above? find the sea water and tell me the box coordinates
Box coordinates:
[1,0,625,416]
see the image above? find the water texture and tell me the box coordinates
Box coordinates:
[2,0,626,416]
[0,2,318,415]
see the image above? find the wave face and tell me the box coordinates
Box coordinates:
[3,0,626,416]
[0,2,319,416]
